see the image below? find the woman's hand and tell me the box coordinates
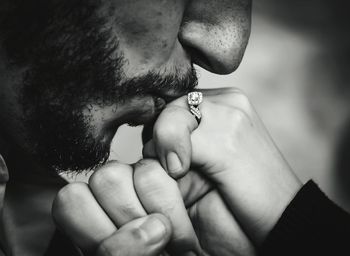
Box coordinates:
[143,88,302,244]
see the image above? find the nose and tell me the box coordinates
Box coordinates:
[179,0,252,75]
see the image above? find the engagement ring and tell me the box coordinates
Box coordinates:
[187,92,203,123]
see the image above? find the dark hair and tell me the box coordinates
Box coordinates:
[0,0,103,66]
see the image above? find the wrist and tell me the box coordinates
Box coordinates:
[216,168,303,245]
[255,175,302,244]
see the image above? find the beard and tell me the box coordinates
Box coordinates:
[21,69,197,174]
[1,0,198,173]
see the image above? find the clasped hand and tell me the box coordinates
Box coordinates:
[52,88,302,255]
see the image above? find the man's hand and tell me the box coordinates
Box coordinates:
[143,88,303,245]
[52,161,202,255]
[52,157,256,256]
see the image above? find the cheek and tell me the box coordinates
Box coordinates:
[106,0,186,64]
[0,67,28,139]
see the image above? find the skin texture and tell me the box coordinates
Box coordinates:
[53,158,257,256]
[52,89,302,255]
[0,0,307,255]
[0,0,251,173]
[2,1,306,256]
[145,89,302,245]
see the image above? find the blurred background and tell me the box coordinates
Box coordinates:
[109,0,350,211]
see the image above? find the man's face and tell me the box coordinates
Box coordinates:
[0,0,251,172]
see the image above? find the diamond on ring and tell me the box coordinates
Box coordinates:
[187,92,203,123]
[188,92,203,106]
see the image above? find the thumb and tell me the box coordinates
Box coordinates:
[96,214,172,256]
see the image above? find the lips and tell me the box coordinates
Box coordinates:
[94,87,190,146]
[124,88,189,124]
[126,86,193,126]
[150,88,189,104]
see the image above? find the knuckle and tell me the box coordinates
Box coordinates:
[118,202,141,217]
[154,121,179,143]
[89,162,131,190]
[96,238,117,256]
[214,103,249,129]
[130,227,148,243]
[54,183,88,205]
[224,86,243,95]
[228,107,248,125]
[134,159,163,184]
[226,88,252,111]
[154,107,186,140]
[134,159,175,190]
[52,183,88,218]
[134,158,162,173]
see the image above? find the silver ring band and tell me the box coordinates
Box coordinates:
[187,92,203,123]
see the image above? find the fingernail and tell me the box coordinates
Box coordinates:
[140,216,167,245]
[166,152,182,174]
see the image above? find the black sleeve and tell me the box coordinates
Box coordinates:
[260,180,350,256]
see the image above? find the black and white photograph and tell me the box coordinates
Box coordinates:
[0,0,349,255]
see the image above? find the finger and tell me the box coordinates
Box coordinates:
[96,213,172,256]
[152,96,198,178]
[89,161,147,227]
[52,182,117,253]
[143,139,209,207]
[133,159,202,255]
[189,99,238,178]
[188,190,256,256]
[141,88,233,144]
[176,169,213,208]
[144,89,234,178]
